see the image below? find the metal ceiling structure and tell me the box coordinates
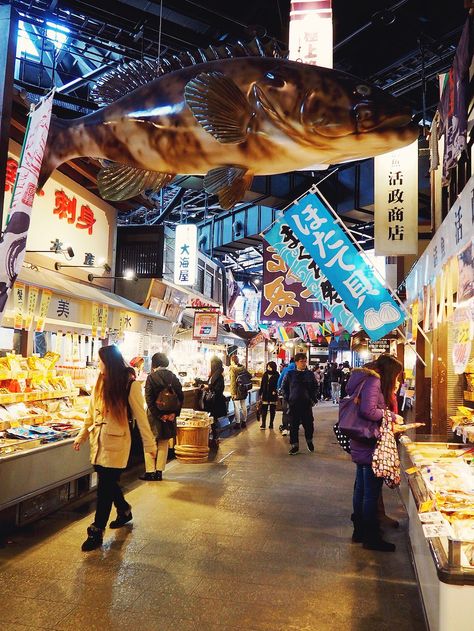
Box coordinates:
[3,0,469,263]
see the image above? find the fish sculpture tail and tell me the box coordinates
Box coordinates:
[37,116,72,191]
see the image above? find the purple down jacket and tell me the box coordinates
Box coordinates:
[345,367,396,465]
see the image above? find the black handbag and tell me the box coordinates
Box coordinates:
[333,422,351,454]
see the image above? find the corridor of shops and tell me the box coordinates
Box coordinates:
[0,403,425,631]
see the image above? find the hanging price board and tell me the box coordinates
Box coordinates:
[91,303,99,337]
[25,286,39,330]
[13,282,26,330]
[36,289,52,332]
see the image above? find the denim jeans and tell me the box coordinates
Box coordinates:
[353,464,383,524]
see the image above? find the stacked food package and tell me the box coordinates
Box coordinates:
[405,442,474,567]
[449,406,474,443]
[176,408,212,427]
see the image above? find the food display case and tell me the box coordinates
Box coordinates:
[399,438,474,631]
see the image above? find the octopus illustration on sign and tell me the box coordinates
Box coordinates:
[38,40,418,210]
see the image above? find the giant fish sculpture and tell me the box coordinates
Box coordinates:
[38,46,418,210]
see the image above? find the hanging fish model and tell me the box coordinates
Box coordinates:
[38,45,418,210]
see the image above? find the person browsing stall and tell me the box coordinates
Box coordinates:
[258,361,280,430]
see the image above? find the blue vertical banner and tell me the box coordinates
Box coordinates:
[284,189,405,340]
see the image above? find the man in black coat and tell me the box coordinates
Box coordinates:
[281,353,318,455]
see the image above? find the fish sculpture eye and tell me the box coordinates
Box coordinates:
[355,84,372,97]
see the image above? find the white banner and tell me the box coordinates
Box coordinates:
[0,92,54,322]
[374,140,419,256]
[174,224,197,286]
[289,0,333,68]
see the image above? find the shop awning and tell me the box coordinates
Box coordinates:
[6,266,172,336]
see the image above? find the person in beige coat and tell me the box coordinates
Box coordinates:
[74,345,156,551]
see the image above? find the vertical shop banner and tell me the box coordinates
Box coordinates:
[100,304,109,339]
[91,303,99,337]
[260,241,324,323]
[450,304,473,374]
[289,0,333,68]
[174,224,197,286]
[13,282,26,330]
[0,92,54,323]
[281,189,405,340]
[411,300,419,342]
[192,311,219,342]
[25,285,39,330]
[374,140,418,256]
[35,289,52,332]
[265,222,357,332]
[72,332,80,361]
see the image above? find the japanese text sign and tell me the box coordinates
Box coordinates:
[193,311,219,342]
[260,241,324,323]
[282,189,405,340]
[289,0,333,69]
[264,221,357,333]
[374,140,418,256]
[174,224,197,286]
[36,289,52,332]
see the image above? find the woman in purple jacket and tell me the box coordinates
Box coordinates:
[346,354,404,552]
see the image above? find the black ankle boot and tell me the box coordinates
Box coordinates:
[109,509,133,529]
[362,521,395,552]
[81,525,104,551]
[350,513,364,543]
[154,471,162,481]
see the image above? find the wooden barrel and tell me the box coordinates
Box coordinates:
[175,426,210,463]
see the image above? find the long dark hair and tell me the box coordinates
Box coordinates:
[96,345,134,424]
[210,356,223,375]
[373,354,403,407]
[266,361,277,373]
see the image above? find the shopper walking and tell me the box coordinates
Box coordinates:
[281,353,318,455]
[258,361,280,429]
[73,345,157,551]
[329,362,342,403]
[142,352,184,481]
[346,354,405,552]
[204,356,228,449]
[339,361,352,399]
[277,357,295,435]
[229,354,250,429]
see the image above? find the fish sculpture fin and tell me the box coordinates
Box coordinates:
[91,59,165,107]
[204,166,253,210]
[97,163,174,201]
[185,72,254,144]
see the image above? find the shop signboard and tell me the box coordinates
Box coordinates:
[35,289,52,332]
[193,311,219,342]
[25,286,39,330]
[260,241,324,323]
[265,222,357,333]
[289,0,333,69]
[368,339,392,355]
[13,282,26,330]
[374,140,418,256]
[450,303,473,374]
[174,224,197,286]
[279,188,405,341]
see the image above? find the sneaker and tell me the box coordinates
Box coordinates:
[282,429,288,436]
[139,472,156,481]
[307,441,315,452]
[109,510,133,529]
[81,525,103,551]
[288,445,299,455]
[260,425,266,430]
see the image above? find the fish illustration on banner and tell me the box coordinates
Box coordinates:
[38,41,417,210]
[265,221,357,333]
[260,241,324,323]
[283,188,405,340]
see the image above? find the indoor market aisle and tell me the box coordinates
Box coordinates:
[0,402,426,631]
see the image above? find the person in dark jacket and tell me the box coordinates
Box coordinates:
[204,356,228,449]
[258,361,280,430]
[281,353,318,455]
[277,358,295,435]
[346,354,405,552]
[142,352,184,481]
[329,362,342,403]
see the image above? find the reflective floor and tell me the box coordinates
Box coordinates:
[0,402,426,630]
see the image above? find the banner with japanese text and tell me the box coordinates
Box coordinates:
[100,304,109,339]
[260,241,325,323]
[279,189,405,340]
[13,282,26,330]
[289,0,333,69]
[374,140,418,256]
[36,289,52,332]
[265,221,357,333]
[0,92,54,323]
[25,285,39,330]
[91,303,99,337]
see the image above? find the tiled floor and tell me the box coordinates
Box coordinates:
[0,402,426,630]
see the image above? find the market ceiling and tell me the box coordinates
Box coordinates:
[6,0,468,236]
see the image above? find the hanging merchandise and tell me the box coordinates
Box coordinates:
[35,289,52,333]
[25,286,39,331]
[13,282,26,330]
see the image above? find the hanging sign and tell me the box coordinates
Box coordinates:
[280,188,405,340]
[13,282,26,330]
[457,241,473,303]
[289,0,333,68]
[193,311,219,342]
[0,92,54,323]
[174,224,197,286]
[72,332,80,361]
[411,300,419,342]
[91,303,99,337]
[374,140,419,256]
[100,304,109,339]
[35,289,52,332]
[265,222,357,332]
[451,304,474,374]
[25,285,39,330]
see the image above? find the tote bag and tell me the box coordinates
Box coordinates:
[338,379,379,441]
[372,409,401,488]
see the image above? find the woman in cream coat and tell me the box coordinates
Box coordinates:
[74,345,156,551]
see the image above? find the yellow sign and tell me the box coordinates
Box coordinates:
[412,300,419,342]
[91,302,99,337]
[13,282,26,330]
[36,289,52,332]
[72,332,80,361]
[100,304,108,339]
[25,285,39,330]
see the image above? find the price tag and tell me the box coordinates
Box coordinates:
[405,466,419,474]
[419,500,435,513]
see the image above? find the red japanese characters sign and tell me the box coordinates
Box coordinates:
[53,189,96,235]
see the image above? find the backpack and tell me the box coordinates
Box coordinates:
[155,373,180,413]
[236,370,252,400]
